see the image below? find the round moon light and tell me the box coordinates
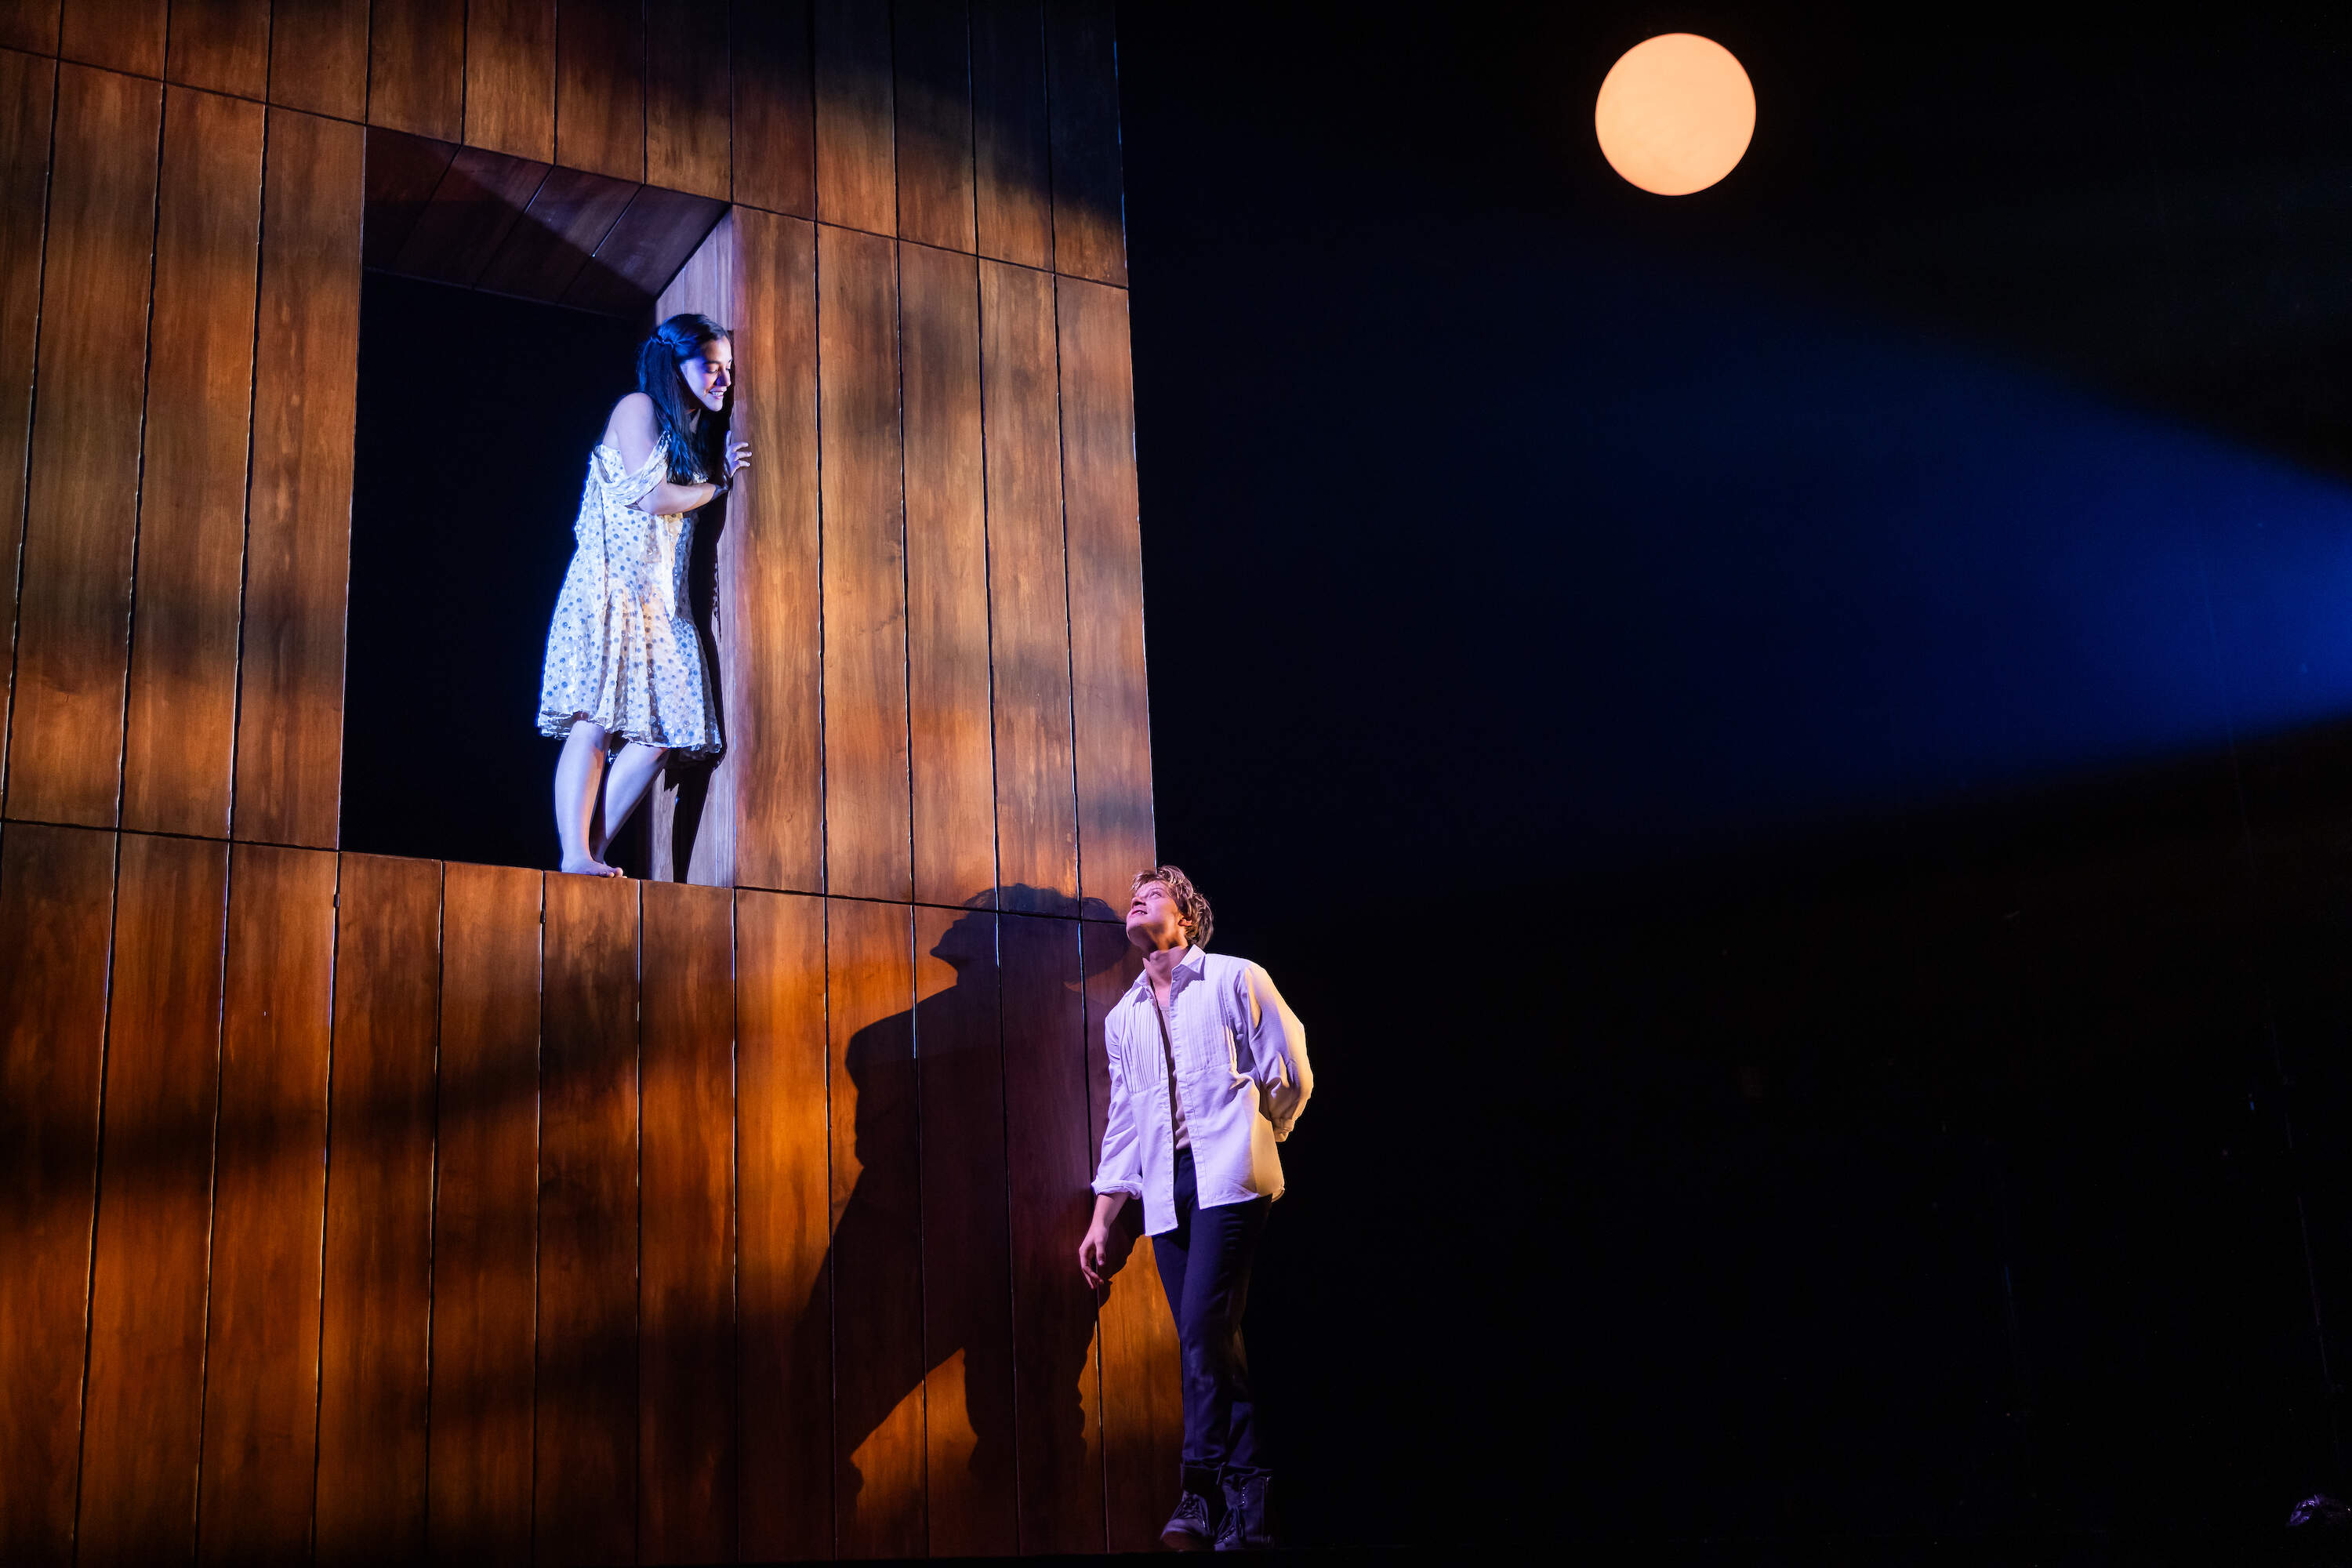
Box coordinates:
[1594,34,1755,196]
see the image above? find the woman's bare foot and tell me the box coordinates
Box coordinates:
[559,855,625,877]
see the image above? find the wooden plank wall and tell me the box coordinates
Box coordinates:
[0,1,1174,1559]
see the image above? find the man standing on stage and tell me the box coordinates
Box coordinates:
[1080,866,1313,1552]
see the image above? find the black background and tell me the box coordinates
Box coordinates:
[345,3,2352,1552]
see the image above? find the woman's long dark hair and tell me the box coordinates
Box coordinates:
[637,312,730,482]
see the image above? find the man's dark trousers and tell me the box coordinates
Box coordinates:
[1152,1146,1272,1472]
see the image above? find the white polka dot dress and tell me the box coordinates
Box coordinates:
[536,442,723,756]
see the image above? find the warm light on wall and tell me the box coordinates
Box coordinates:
[1595,34,1756,196]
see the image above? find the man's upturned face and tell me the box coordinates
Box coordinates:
[1125,881,1190,952]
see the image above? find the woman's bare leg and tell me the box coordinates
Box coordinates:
[591,741,670,861]
[554,720,622,877]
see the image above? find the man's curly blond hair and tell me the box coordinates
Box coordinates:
[1132,865,1214,949]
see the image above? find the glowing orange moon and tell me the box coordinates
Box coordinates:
[1594,34,1756,196]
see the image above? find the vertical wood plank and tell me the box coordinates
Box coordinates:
[895,0,975,253]
[366,0,464,142]
[820,226,909,900]
[1056,278,1153,906]
[737,887,834,1561]
[59,0,164,78]
[314,854,441,1563]
[979,260,1076,909]
[557,0,646,183]
[537,871,641,1566]
[428,862,543,1565]
[0,824,114,1566]
[74,833,228,1567]
[234,108,361,849]
[0,50,54,806]
[826,897,924,1557]
[720,209,822,890]
[646,0,730,200]
[902,242,995,907]
[1001,909,1105,1552]
[269,0,370,121]
[1084,940,1180,1552]
[198,843,338,1564]
[731,0,812,216]
[639,878,737,1565]
[650,217,735,884]
[167,0,267,98]
[970,0,1049,269]
[813,0,892,233]
[914,902,1018,1555]
[121,87,262,840]
[0,2,59,52]
[1044,0,1123,284]
[466,0,557,162]
[5,64,158,828]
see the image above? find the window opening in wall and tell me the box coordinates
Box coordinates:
[344,274,653,873]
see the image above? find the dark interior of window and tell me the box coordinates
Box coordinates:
[344,273,651,875]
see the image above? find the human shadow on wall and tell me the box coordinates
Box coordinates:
[796,887,1141,1555]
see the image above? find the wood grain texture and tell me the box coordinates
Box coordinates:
[557,0,646,182]
[5,65,158,828]
[360,126,459,270]
[474,163,638,303]
[389,144,548,287]
[1083,940,1179,1552]
[199,843,338,1565]
[428,862,543,1566]
[902,243,995,907]
[268,0,369,121]
[74,833,227,1568]
[537,870,641,1566]
[1001,909,1105,1552]
[638,878,736,1566]
[894,0,975,252]
[59,0,164,78]
[564,183,726,315]
[979,260,1076,910]
[1044,0,1123,283]
[366,0,463,142]
[718,210,822,890]
[1055,278,1153,906]
[970,0,1049,269]
[166,0,267,97]
[0,1,58,53]
[731,0,812,216]
[233,109,361,848]
[314,854,442,1563]
[820,225,909,901]
[736,887,833,1561]
[813,0,892,234]
[648,217,735,883]
[913,902,1018,1555]
[466,0,557,162]
[826,896,924,1558]
[645,0,730,200]
[0,50,53,807]
[0,824,114,1566]
[121,88,263,840]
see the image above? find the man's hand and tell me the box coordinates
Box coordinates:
[1078,1221,1116,1290]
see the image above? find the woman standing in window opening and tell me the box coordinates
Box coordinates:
[537,313,750,877]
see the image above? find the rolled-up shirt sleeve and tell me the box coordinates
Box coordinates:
[1241,962,1311,1141]
[1091,1008,1145,1199]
